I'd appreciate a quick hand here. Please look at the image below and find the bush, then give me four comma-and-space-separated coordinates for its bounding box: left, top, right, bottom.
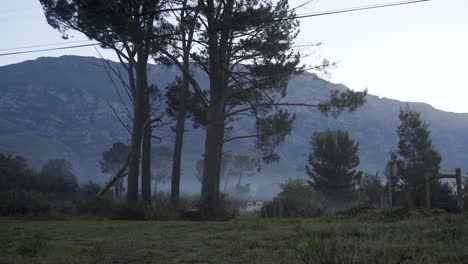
16, 235, 45, 258
261, 179, 325, 218
358, 172, 385, 207
0, 191, 52, 216
76, 197, 118, 218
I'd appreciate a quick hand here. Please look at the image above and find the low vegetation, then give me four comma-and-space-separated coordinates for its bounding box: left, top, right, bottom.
1, 210, 467, 264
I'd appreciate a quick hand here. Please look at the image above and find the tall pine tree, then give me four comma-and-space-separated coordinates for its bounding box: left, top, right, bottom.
395, 105, 442, 207
306, 130, 362, 205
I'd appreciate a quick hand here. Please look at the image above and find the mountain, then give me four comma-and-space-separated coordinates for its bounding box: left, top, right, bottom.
1, 55, 467, 195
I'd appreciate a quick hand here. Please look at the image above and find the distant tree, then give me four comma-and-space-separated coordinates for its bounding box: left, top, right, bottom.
40, 159, 78, 198
395, 106, 442, 207
150, 146, 173, 196
100, 142, 130, 199
78, 181, 101, 200
195, 154, 232, 192
306, 130, 362, 205
0, 153, 37, 192
230, 155, 256, 194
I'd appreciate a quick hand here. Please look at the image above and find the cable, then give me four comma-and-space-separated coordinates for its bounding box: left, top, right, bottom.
0, 43, 100, 56
274, 0, 431, 23
0, 39, 95, 52
0, 0, 430, 57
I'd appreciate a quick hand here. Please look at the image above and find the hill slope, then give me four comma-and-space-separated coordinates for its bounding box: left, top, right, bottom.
1, 56, 467, 194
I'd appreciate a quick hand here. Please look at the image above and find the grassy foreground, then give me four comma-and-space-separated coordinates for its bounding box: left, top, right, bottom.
1, 212, 467, 264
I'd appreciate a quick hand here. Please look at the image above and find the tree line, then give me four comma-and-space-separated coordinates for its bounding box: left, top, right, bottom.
303, 105, 463, 211
39, 0, 366, 218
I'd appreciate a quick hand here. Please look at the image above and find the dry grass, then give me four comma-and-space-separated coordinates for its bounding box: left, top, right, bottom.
0, 211, 467, 264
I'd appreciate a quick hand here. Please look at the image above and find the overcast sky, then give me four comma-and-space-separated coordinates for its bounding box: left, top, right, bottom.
1, 0, 467, 113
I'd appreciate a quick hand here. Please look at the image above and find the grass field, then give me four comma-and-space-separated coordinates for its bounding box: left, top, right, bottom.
1, 211, 467, 264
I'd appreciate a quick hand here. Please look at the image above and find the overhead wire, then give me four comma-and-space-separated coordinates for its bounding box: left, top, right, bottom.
0, 0, 430, 57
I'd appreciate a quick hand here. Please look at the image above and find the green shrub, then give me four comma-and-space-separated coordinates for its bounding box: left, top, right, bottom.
0, 191, 52, 216
261, 179, 325, 218
293, 233, 361, 264
358, 172, 385, 207
76, 197, 117, 218
16, 235, 45, 258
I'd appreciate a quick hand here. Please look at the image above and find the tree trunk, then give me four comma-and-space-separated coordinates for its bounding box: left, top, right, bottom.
141, 81, 152, 203
153, 179, 158, 199
199, 0, 233, 218
200, 62, 226, 217
127, 54, 148, 207
237, 169, 243, 186
170, 57, 189, 204
223, 173, 230, 193
200, 106, 224, 217
127, 89, 143, 206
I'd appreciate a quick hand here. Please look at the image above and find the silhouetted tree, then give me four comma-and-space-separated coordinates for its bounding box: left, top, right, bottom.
0, 154, 37, 192
306, 130, 362, 205
150, 146, 173, 196
154, 0, 202, 204
39, 0, 171, 205
229, 155, 256, 193
40, 159, 78, 198
193, 0, 367, 217
100, 142, 130, 199
395, 106, 442, 207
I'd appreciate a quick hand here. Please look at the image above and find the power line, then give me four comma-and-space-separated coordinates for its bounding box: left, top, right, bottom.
0, 0, 430, 57
0, 43, 100, 56
0, 39, 94, 52
293, 0, 430, 20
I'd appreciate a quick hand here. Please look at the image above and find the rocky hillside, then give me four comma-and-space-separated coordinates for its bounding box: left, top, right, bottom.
1, 56, 467, 192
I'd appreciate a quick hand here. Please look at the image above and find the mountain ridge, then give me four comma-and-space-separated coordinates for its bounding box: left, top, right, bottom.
1, 55, 467, 193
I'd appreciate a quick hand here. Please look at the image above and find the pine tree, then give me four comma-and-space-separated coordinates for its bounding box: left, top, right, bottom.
40, 0, 171, 205
100, 142, 129, 199
195, 0, 367, 217
306, 130, 362, 205
395, 105, 442, 207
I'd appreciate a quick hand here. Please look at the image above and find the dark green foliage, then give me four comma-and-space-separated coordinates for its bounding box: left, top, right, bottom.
430, 182, 458, 211
0, 154, 38, 192
0, 154, 105, 216
76, 197, 146, 220
99, 142, 129, 174
464, 177, 468, 210
78, 181, 101, 200
150, 146, 173, 194
39, 0, 170, 46
306, 130, 362, 205
358, 172, 385, 207
0, 191, 52, 216
16, 235, 45, 258
319, 89, 368, 118
262, 179, 325, 218
40, 159, 78, 199
255, 109, 296, 163
165, 77, 207, 128
395, 106, 443, 208
100, 142, 129, 199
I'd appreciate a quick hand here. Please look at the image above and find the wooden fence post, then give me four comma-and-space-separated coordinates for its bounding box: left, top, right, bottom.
425, 170, 431, 209
455, 168, 463, 210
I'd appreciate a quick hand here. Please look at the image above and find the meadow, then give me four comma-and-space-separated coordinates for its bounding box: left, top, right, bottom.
1, 209, 467, 264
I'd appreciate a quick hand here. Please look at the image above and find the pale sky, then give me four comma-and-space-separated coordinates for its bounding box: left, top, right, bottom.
1, 0, 467, 113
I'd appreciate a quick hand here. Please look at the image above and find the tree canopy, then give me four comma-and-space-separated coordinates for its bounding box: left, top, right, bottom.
395, 106, 442, 207
306, 130, 362, 205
